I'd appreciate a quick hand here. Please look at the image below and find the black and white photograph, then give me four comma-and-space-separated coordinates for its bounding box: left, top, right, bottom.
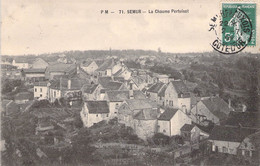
1, 0, 260, 165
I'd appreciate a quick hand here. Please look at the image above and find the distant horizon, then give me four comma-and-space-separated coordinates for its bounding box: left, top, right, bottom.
2, 49, 259, 57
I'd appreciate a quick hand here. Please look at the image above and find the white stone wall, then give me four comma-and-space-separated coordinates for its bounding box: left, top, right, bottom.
81, 62, 98, 74
170, 110, 192, 136
34, 86, 48, 99
81, 103, 109, 127
210, 140, 240, 155
49, 89, 61, 102
178, 97, 191, 113
157, 120, 170, 136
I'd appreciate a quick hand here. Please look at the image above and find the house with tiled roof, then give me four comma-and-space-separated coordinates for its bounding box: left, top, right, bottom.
82, 84, 101, 100
118, 99, 158, 140
81, 60, 99, 74
80, 101, 110, 127
164, 80, 191, 112
208, 125, 257, 155
130, 76, 147, 90
190, 97, 233, 125
104, 90, 146, 118
147, 82, 167, 106
157, 107, 192, 136
152, 73, 169, 84
21, 68, 47, 83
180, 123, 209, 143
49, 77, 84, 103
45, 63, 77, 80
238, 131, 260, 164
95, 58, 115, 77
113, 65, 132, 80
97, 76, 127, 99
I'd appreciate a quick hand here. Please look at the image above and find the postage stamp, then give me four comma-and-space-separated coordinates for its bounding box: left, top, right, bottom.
210, 2, 257, 54
222, 3, 256, 46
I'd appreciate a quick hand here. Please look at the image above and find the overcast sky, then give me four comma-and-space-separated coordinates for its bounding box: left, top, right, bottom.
1, 0, 259, 55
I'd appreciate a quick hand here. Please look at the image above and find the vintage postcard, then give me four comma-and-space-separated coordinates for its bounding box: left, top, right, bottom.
1, 0, 260, 165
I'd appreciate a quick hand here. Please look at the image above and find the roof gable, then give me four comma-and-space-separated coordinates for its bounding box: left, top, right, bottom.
83, 84, 99, 94
208, 125, 257, 142
125, 99, 157, 111
96, 59, 115, 71
170, 80, 189, 94
201, 97, 232, 119
106, 90, 129, 102
86, 101, 109, 114
147, 82, 166, 93
180, 124, 195, 132
158, 108, 178, 121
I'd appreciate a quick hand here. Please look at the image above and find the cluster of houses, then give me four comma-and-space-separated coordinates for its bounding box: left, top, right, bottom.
1, 55, 260, 164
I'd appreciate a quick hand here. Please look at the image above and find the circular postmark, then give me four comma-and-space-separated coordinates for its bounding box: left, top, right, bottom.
209, 7, 252, 54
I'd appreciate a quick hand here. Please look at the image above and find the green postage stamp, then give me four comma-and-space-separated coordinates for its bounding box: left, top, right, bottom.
222, 3, 256, 47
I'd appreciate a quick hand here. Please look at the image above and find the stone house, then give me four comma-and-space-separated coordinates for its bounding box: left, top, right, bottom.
237, 131, 260, 164
208, 125, 256, 155
113, 65, 132, 80
81, 84, 102, 101
146, 82, 167, 106
153, 73, 169, 84
80, 101, 110, 127
49, 77, 84, 103
81, 60, 99, 75
45, 63, 77, 80
118, 99, 158, 140
21, 68, 47, 83
164, 80, 191, 112
95, 59, 115, 77
190, 97, 233, 125
34, 81, 49, 99
180, 123, 209, 143
104, 90, 146, 118
157, 108, 192, 136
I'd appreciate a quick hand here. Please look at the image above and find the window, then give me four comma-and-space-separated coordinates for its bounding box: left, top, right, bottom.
40, 94, 42, 97
115, 103, 119, 109
163, 129, 166, 133
96, 114, 98, 117
54, 91, 56, 97
107, 114, 109, 117
242, 150, 245, 156
40, 88, 42, 92
212, 145, 216, 151
223, 147, 228, 153
35, 88, 37, 92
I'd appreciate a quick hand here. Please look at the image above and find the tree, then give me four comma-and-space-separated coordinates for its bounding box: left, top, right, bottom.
152, 133, 170, 146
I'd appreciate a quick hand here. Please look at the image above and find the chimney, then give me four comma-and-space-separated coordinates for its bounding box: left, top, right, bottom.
228, 98, 231, 108
77, 64, 80, 74
129, 90, 134, 99
68, 79, 71, 89
242, 104, 247, 112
